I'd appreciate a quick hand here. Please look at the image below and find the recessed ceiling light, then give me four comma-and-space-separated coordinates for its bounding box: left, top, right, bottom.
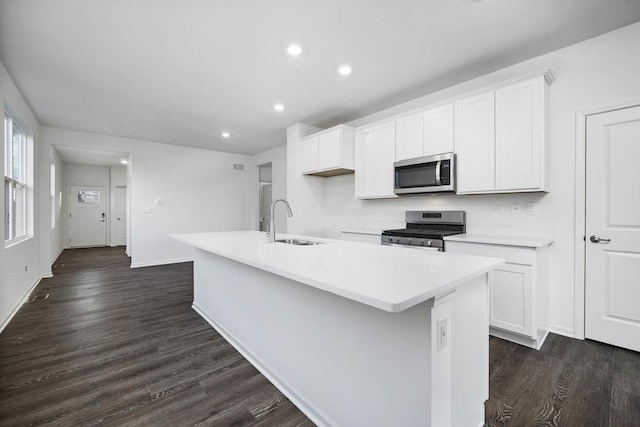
221, 132, 230, 138
338, 65, 352, 76
120, 159, 128, 165
273, 103, 285, 111
287, 44, 303, 56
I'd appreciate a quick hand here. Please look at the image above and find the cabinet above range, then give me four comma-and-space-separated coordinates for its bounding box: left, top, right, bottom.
301, 125, 355, 177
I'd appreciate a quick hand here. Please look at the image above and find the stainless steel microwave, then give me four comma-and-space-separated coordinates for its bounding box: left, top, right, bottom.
394, 152, 456, 195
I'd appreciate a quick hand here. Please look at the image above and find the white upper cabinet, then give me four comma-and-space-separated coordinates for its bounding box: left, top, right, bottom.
423, 103, 455, 156
301, 125, 355, 177
395, 104, 455, 161
456, 71, 552, 194
355, 121, 397, 199
456, 92, 495, 193
301, 136, 319, 173
495, 78, 545, 191
395, 113, 423, 161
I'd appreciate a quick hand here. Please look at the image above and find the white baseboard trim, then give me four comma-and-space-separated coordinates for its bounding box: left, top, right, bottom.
0, 276, 42, 335
549, 324, 576, 339
125, 249, 131, 257
192, 304, 332, 427
130, 257, 193, 269
51, 247, 64, 265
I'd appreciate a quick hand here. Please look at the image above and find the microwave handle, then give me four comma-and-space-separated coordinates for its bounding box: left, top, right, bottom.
435, 160, 442, 185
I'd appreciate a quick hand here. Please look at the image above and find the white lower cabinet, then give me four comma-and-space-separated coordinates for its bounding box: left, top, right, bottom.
446, 239, 550, 350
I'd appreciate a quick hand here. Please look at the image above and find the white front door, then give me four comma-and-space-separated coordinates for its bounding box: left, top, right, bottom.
115, 185, 127, 246
68, 185, 107, 248
585, 105, 640, 352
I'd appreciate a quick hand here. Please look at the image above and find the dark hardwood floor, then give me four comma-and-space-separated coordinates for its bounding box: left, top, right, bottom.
0, 247, 638, 426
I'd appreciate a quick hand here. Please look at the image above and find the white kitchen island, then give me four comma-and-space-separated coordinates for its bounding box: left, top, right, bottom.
170, 231, 503, 427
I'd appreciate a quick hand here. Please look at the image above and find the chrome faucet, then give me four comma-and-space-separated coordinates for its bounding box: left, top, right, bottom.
268, 199, 293, 243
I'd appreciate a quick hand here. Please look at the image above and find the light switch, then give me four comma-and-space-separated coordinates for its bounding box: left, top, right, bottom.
526, 202, 535, 215
142, 207, 152, 214
155, 199, 165, 206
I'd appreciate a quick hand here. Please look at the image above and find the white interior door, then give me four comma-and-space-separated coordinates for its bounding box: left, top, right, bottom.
68, 185, 107, 248
115, 185, 127, 246
585, 105, 640, 352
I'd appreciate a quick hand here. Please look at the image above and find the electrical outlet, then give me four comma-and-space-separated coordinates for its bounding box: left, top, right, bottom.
490, 205, 505, 214
437, 318, 448, 351
511, 203, 521, 215
526, 202, 535, 215
24, 265, 28, 272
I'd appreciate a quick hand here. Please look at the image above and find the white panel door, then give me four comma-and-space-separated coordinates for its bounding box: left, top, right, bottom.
115, 185, 127, 246
301, 136, 319, 173
395, 113, 424, 161
68, 185, 107, 247
355, 128, 374, 198
424, 103, 455, 156
455, 92, 495, 193
495, 79, 542, 190
586, 105, 640, 352
318, 130, 341, 170
373, 121, 397, 197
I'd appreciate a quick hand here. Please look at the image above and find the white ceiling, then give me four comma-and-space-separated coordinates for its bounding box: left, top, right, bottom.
1, 1, 640, 155
54, 145, 128, 167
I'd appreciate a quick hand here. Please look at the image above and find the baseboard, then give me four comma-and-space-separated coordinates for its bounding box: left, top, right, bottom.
549, 324, 576, 339
125, 249, 131, 257
51, 247, 64, 265
130, 257, 193, 268
192, 304, 332, 427
0, 276, 42, 335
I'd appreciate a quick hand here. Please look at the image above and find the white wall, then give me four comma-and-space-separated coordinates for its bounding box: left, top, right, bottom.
286, 123, 326, 237
252, 145, 287, 233
42, 127, 255, 267
0, 60, 49, 332
62, 163, 111, 248
287, 22, 640, 338
50, 147, 64, 262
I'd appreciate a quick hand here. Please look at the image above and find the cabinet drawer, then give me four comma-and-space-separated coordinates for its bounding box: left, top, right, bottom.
445, 241, 535, 265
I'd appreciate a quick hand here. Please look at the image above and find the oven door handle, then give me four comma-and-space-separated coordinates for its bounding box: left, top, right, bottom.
435, 160, 442, 186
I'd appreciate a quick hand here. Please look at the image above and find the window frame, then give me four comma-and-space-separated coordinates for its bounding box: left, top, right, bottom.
4, 111, 29, 244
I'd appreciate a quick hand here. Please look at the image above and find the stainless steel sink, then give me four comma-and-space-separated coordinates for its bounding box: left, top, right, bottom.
275, 238, 324, 246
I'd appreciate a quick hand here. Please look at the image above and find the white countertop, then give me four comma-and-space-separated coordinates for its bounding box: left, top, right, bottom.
340, 229, 383, 236
170, 231, 504, 313
444, 233, 554, 248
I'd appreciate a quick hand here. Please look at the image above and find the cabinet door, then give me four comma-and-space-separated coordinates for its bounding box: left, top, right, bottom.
424, 103, 454, 156
355, 128, 375, 198
318, 129, 342, 170
455, 92, 495, 193
373, 121, 396, 197
490, 264, 534, 338
395, 113, 424, 161
301, 136, 319, 173
495, 79, 542, 190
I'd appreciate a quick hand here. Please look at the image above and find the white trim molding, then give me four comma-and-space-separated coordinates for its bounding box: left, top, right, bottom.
130, 257, 193, 269
0, 277, 42, 334
573, 98, 640, 340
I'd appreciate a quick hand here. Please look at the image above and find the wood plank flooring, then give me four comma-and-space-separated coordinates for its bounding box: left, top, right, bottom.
1, 247, 638, 426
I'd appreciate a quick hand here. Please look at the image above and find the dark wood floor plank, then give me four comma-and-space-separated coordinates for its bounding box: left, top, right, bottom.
1, 247, 639, 426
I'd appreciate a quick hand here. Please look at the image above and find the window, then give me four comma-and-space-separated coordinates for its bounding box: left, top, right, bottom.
4, 111, 28, 242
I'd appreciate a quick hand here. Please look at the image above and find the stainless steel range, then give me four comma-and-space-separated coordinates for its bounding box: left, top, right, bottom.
381, 211, 466, 251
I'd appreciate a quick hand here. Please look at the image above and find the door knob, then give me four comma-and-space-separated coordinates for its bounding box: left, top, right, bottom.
590, 235, 611, 243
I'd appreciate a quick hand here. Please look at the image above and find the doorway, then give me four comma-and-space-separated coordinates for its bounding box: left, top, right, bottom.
584, 105, 640, 352
68, 185, 107, 247
258, 163, 272, 232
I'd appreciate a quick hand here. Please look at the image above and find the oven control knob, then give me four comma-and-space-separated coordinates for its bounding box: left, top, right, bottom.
395, 237, 400, 243
427, 240, 432, 246
407, 238, 412, 244
420, 239, 425, 245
